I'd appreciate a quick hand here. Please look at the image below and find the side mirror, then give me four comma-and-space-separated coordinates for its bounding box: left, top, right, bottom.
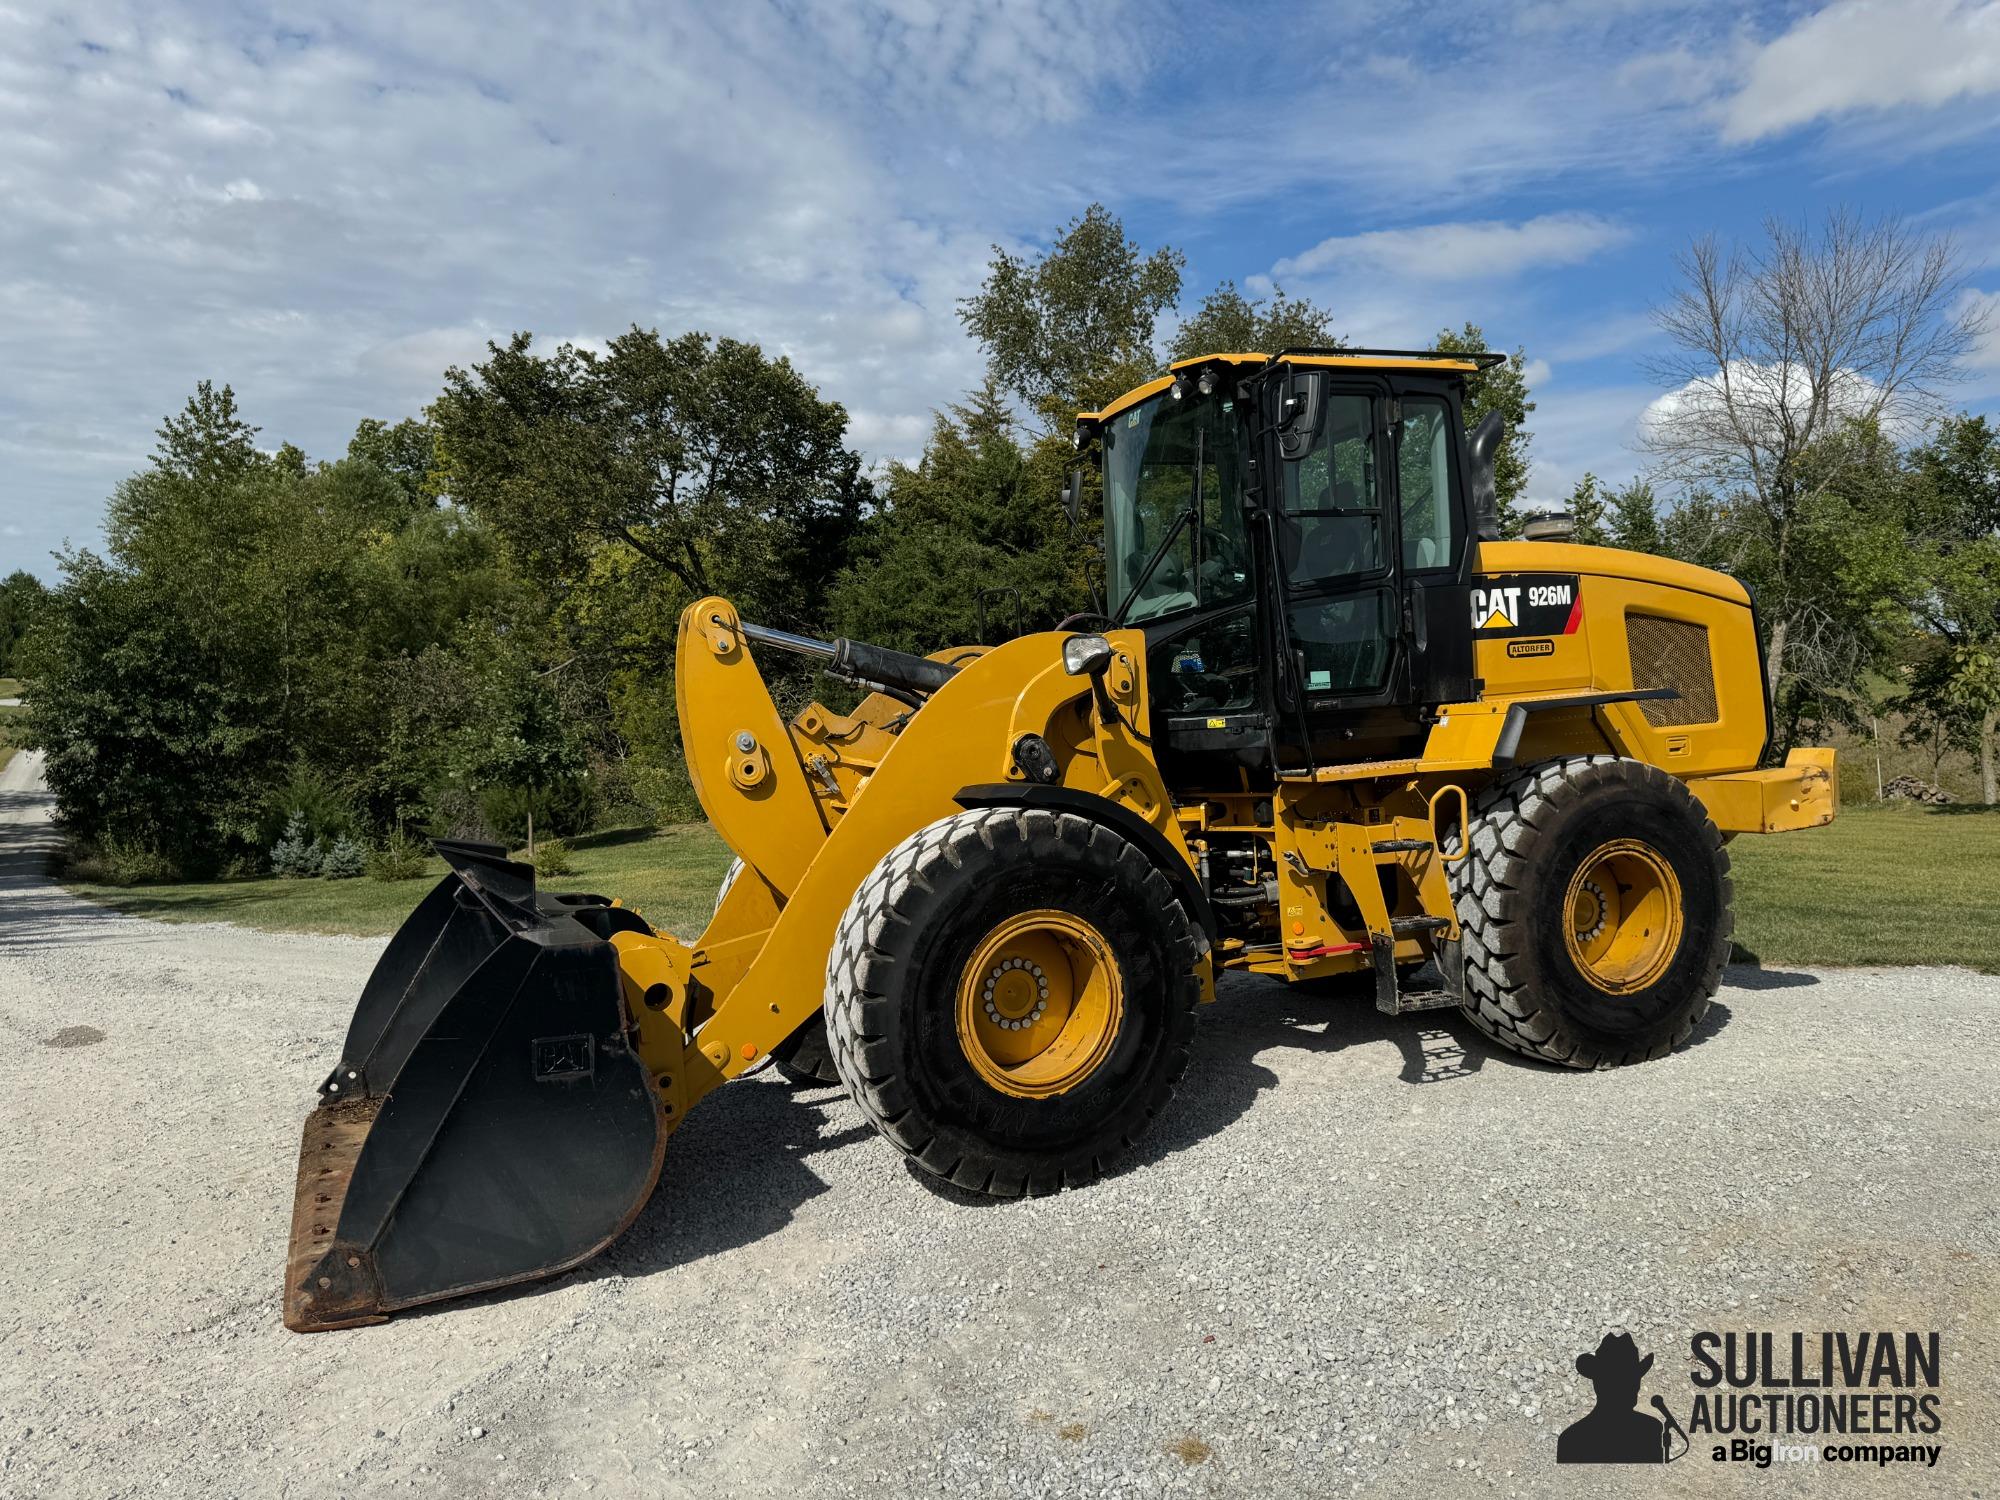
1062, 633, 1114, 677
1277, 370, 1325, 461
1467, 410, 1505, 542
1063, 468, 1084, 526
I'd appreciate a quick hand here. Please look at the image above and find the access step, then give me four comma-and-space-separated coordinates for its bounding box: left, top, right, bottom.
1389, 914, 1452, 937
1381, 988, 1461, 1015
1371, 936, 1466, 1016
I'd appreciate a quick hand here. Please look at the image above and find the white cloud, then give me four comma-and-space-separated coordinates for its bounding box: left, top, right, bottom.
1719, 0, 2000, 143
1639, 360, 1909, 450
1521, 358, 1553, 390
1518, 383, 1660, 506
0, 1, 1134, 574
1272, 214, 1630, 284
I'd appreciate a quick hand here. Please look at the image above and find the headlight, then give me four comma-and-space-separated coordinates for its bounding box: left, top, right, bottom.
1062, 634, 1114, 677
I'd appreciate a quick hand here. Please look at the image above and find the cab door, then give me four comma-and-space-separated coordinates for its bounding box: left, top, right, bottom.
1392, 384, 1477, 708
1258, 371, 1413, 769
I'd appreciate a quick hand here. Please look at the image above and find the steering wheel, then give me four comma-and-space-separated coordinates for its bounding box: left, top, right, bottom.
1199, 523, 1246, 576
1056, 611, 1114, 632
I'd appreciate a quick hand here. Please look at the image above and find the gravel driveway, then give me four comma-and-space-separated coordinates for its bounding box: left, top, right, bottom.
2, 749, 1995, 1499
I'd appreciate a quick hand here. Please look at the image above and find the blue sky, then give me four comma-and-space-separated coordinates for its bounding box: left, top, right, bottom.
4, 0, 2000, 578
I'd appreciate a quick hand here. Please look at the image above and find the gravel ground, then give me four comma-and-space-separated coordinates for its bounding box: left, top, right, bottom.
2, 748, 1995, 1499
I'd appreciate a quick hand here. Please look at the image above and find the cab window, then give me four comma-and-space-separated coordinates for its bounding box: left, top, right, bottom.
1287, 589, 1395, 697
1278, 394, 1382, 585
1398, 397, 1460, 572
1102, 392, 1251, 625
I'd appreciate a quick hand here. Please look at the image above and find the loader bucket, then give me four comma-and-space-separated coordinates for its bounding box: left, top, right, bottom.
283, 841, 667, 1332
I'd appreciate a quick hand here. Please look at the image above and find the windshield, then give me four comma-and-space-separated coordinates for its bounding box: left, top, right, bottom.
1101, 388, 1251, 624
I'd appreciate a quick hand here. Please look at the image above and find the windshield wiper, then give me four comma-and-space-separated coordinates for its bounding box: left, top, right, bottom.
1112, 428, 1204, 625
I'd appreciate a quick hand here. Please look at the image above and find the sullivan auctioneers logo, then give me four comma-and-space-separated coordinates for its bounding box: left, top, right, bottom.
1555, 1327, 1944, 1470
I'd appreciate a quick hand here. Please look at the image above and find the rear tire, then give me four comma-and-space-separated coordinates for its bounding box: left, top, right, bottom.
770, 1015, 841, 1086
825, 807, 1202, 1196
1449, 755, 1730, 1068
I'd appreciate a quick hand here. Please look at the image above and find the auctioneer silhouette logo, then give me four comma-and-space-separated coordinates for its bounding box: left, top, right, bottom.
1556, 1330, 1688, 1464
1552, 1325, 1946, 1471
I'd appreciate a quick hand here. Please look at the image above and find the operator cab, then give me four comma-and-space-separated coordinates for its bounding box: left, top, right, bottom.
1078, 349, 1506, 783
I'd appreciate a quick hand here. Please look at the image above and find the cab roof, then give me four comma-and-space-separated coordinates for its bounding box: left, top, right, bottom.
1078, 348, 1505, 428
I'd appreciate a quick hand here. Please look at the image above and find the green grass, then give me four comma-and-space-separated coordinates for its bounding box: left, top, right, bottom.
0, 678, 21, 698
0, 698, 21, 775
1728, 803, 2000, 972
66, 823, 735, 940
59, 803, 2000, 972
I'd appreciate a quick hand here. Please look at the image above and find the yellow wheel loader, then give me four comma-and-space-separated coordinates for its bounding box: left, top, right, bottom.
283, 349, 1836, 1331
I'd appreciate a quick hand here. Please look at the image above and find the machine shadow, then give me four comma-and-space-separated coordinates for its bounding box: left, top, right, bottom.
454, 967, 1756, 1310
1723, 959, 1821, 990
606, 1075, 873, 1275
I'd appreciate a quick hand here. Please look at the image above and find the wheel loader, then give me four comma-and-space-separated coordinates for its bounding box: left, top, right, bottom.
283, 349, 1836, 1331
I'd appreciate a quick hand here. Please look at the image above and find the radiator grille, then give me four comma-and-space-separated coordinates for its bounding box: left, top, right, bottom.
1626, 614, 1717, 726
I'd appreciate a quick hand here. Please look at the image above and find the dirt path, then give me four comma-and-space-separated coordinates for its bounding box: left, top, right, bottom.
2, 751, 1994, 1498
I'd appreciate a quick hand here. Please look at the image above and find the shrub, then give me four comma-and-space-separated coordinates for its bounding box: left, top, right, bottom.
63, 835, 178, 886
523, 836, 574, 877
422, 783, 491, 842
478, 776, 595, 844
261, 764, 359, 851
588, 754, 659, 829
321, 835, 367, 879
270, 812, 324, 878
366, 829, 430, 881
626, 755, 705, 825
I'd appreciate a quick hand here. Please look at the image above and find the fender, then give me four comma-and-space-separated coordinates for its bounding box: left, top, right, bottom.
954, 782, 1219, 950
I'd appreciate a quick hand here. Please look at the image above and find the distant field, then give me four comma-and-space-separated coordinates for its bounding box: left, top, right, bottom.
0, 678, 22, 698
61, 801, 1997, 973
66, 823, 735, 940
1726, 802, 1999, 972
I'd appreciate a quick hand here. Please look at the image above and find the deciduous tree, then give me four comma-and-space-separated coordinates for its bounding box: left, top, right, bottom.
1168, 282, 1339, 361
1642, 211, 1988, 706
959, 204, 1184, 432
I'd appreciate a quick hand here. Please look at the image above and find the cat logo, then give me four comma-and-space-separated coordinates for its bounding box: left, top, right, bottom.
1472, 585, 1522, 631
1472, 574, 1583, 639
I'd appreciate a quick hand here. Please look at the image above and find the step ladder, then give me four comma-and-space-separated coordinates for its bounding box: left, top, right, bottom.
1325, 806, 1468, 1017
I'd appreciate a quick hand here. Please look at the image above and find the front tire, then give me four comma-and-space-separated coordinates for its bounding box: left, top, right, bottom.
1450, 755, 1731, 1068
825, 807, 1202, 1196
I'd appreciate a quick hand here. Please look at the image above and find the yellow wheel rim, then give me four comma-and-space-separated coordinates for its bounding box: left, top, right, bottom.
1562, 838, 1684, 994
954, 909, 1124, 1098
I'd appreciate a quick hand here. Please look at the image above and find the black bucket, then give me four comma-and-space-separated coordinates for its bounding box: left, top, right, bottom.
283, 841, 666, 1331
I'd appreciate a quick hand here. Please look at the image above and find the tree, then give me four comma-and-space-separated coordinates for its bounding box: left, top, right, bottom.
1432, 324, 1536, 535
1898, 647, 1980, 785
959, 203, 1184, 431
1606, 478, 1664, 554
1904, 414, 2000, 802
1168, 281, 1340, 362
0, 570, 48, 675
433, 328, 863, 631
347, 417, 441, 508
1566, 473, 1608, 545
831, 381, 1083, 651
1641, 211, 1988, 706
25, 389, 532, 870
